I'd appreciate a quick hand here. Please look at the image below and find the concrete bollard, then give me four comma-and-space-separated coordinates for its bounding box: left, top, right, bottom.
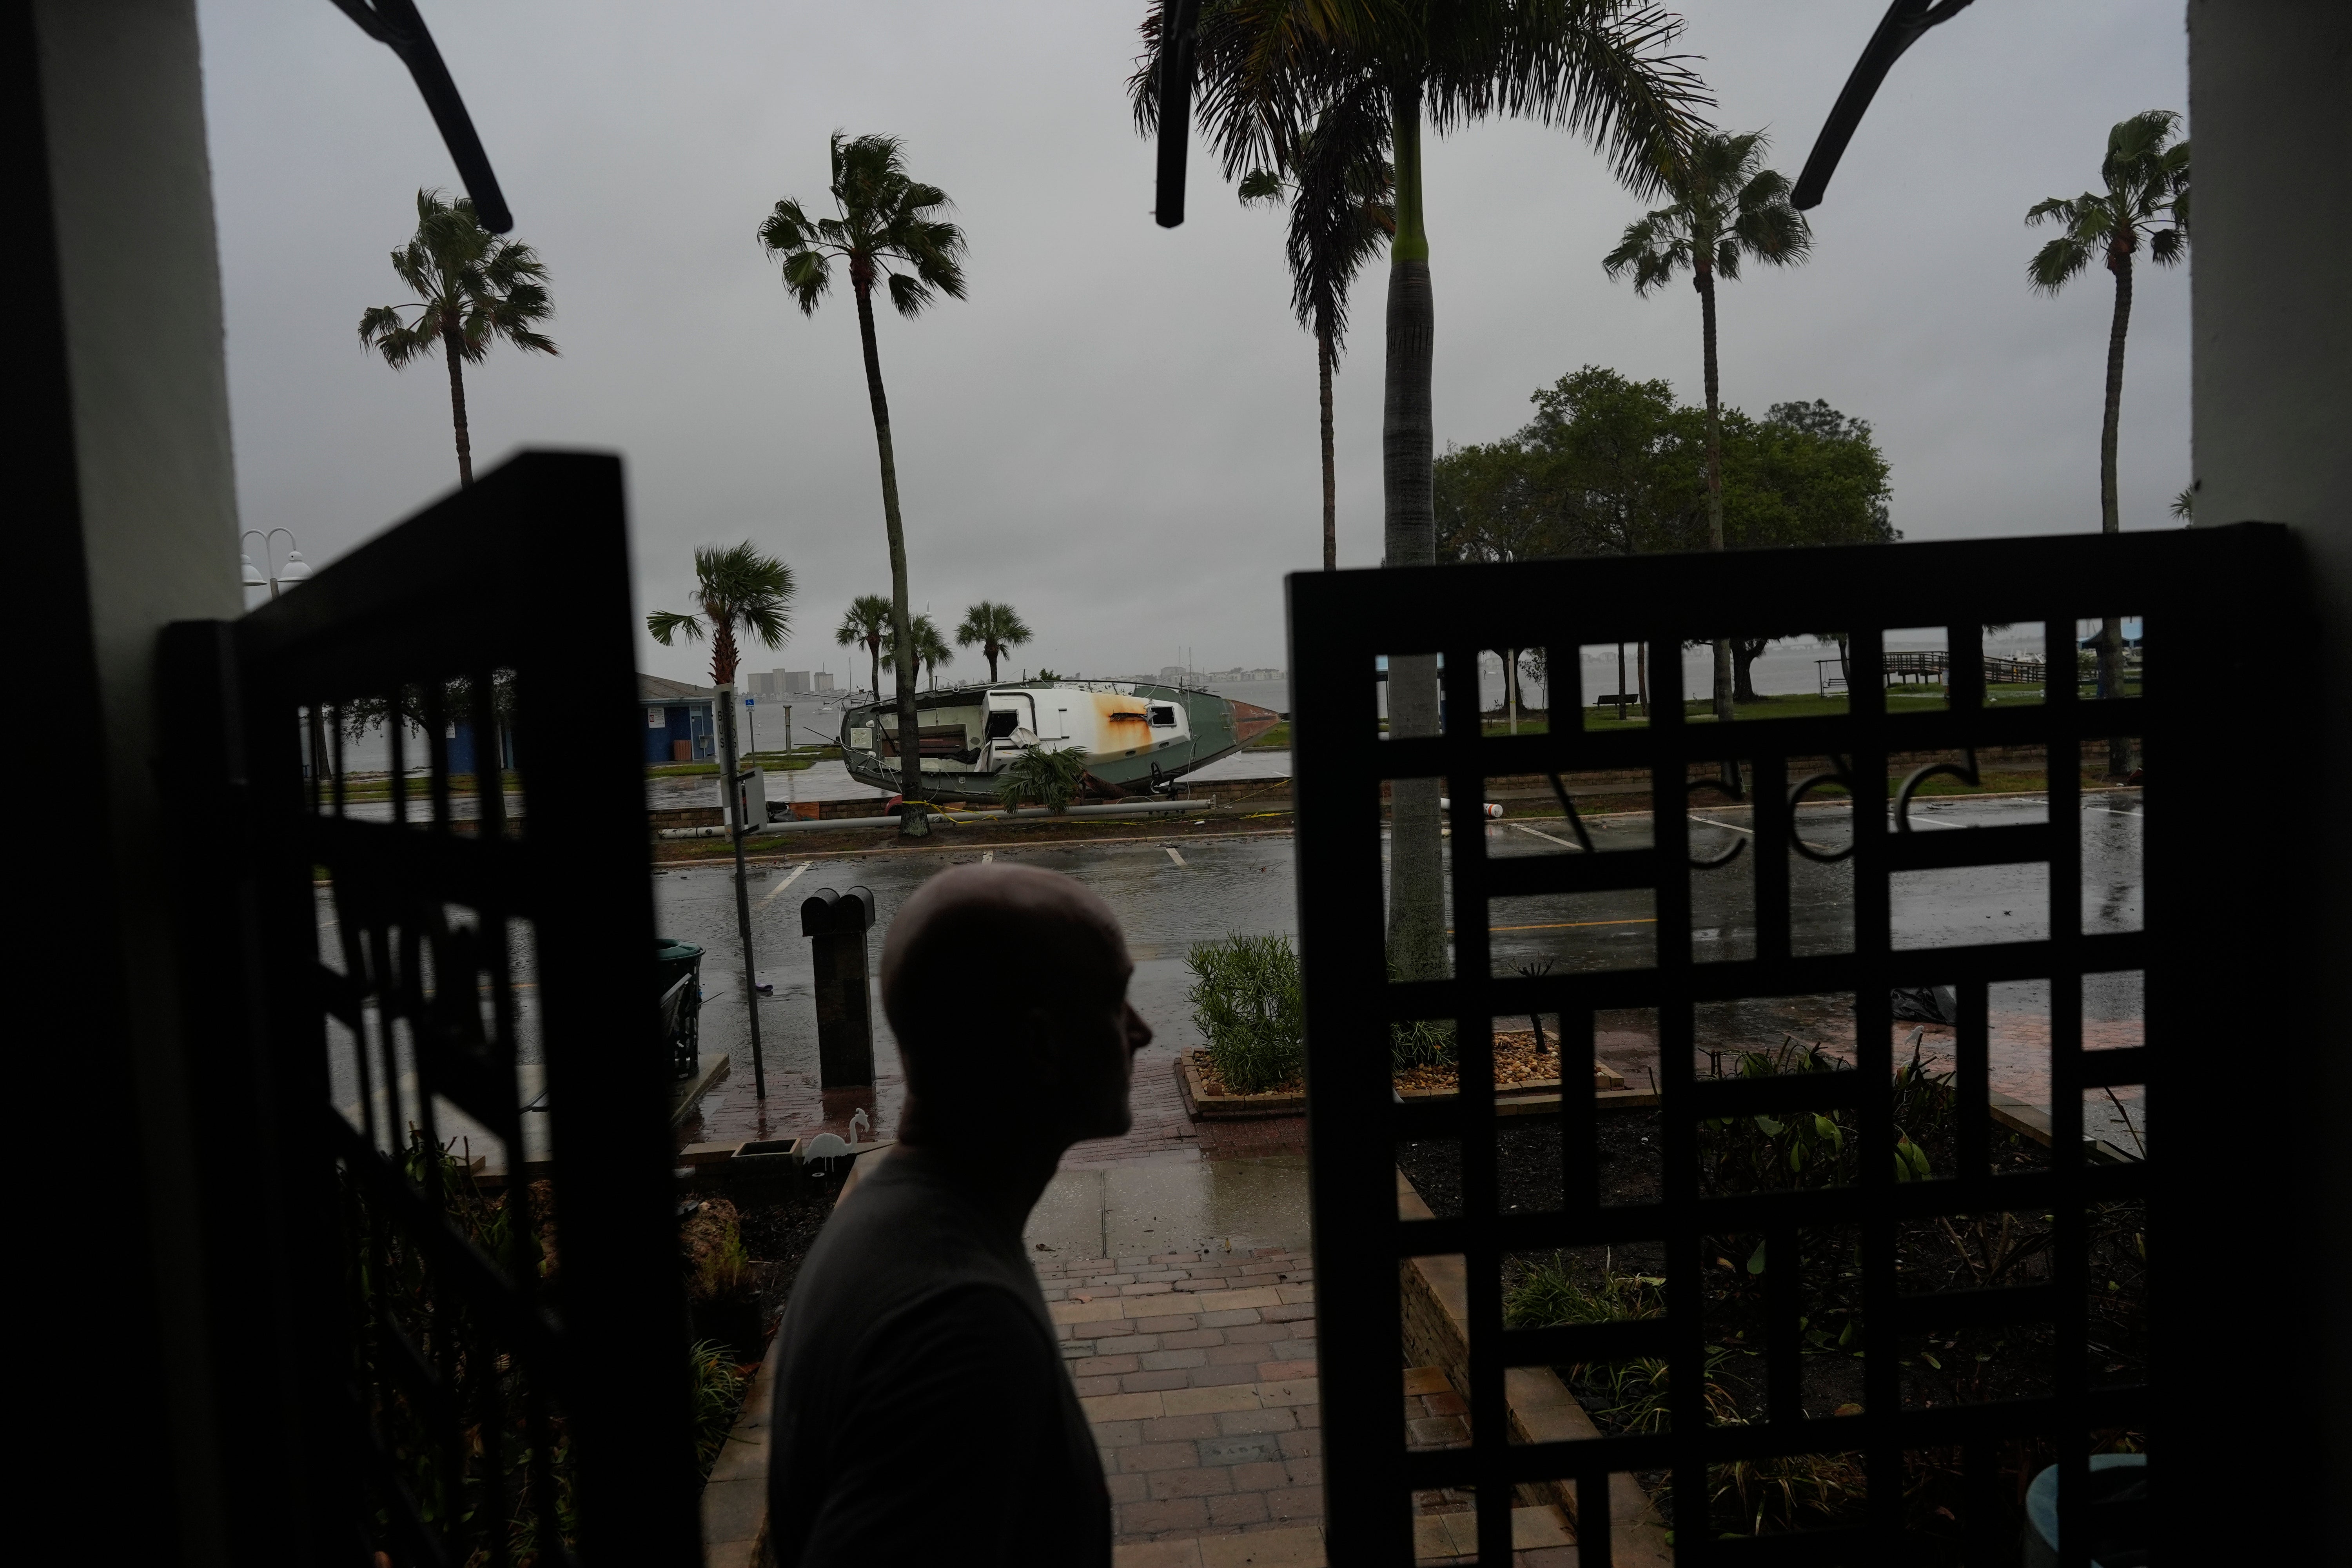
800, 885, 877, 1087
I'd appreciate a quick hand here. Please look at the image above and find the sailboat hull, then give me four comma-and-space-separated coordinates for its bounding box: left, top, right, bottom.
837, 680, 1280, 803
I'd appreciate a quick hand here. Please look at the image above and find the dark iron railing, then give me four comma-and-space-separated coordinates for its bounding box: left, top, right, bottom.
165, 453, 697, 1564
1289, 525, 2293, 1565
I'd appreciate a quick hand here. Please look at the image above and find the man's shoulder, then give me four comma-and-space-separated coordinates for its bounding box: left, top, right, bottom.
782, 1153, 1042, 1355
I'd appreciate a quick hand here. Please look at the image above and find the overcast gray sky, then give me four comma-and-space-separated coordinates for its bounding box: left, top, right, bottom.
198, 2, 2191, 687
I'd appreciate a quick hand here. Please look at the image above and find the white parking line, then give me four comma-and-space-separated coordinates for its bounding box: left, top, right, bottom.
1689, 814, 1754, 836
755, 861, 812, 908
1512, 821, 1584, 851
1165, 846, 1187, 867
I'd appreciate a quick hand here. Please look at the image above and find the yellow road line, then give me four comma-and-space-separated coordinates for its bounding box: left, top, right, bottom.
756, 860, 812, 908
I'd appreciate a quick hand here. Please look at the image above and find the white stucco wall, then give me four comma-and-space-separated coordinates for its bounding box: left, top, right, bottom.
2187, 0, 2352, 1495
36, 3, 241, 1557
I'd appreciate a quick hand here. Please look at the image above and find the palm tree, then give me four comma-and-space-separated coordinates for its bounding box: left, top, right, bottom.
1138, 0, 1708, 979
836, 593, 893, 698
2027, 109, 2188, 776
645, 543, 796, 688
358, 188, 557, 486
644, 543, 794, 1098
1239, 83, 1395, 571
887, 613, 953, 690
1604, 128, 1811, 729
760, 134, 968, 835
955, 601, 1034, 682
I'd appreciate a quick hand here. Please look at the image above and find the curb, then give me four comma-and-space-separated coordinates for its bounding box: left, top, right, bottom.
1175, 1051, 1305, 1120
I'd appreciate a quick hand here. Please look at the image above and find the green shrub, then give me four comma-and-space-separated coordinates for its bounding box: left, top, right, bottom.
1386, 958, 1457, 1072
993, 745, 1087, 811
689, 1339, 751, 1476
1185, 933, 1305, 1093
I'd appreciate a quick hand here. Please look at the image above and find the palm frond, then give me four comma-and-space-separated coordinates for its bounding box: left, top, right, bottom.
885, 270, 931, 319
2025, 234, 2092, 294
646, 609, 704, 646
1441, 0, 1715, 198
1239, 167, 1287, 204
758, 198, 818, 253
780, 250, 832, 315
2024, 194, 2083, 229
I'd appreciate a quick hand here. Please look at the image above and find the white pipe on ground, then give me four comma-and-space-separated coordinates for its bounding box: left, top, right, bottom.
657, 795, 1213, 839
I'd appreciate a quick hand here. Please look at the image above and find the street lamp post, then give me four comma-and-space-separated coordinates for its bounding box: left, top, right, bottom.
243, 530, 321, 779
240, 528, 313, 599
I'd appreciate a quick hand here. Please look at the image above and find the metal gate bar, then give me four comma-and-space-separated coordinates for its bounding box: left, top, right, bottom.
1290, 525, 2291, 1564
166, 452, 698, 1565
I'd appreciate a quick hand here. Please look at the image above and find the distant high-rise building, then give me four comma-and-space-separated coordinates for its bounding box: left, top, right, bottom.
812, 671, 835, 693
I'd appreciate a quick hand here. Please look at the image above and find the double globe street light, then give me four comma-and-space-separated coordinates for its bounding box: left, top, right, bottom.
241, 527, 314, 599
242, 528, 326, 778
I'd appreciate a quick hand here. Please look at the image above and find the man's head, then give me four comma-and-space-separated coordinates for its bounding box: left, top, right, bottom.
882, 864, 1151, 1153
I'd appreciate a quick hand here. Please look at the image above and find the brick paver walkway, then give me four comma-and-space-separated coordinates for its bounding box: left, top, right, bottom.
1039, 1249, 1575, 1566
1042, 1249, 1322, 1554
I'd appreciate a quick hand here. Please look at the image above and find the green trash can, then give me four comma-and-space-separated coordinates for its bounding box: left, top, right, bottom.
655, 939, 704, 1080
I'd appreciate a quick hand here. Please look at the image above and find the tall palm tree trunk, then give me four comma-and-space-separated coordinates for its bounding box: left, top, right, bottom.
866, 635, 883, 700
852, 278, 930, 837
2097, 252, 2133, 774
442, 314, 474, 486
1697, 260, 1734, 747
706, 620, 766, 1093
1383, 81, 1445, 982
1318, 324, 1338, 571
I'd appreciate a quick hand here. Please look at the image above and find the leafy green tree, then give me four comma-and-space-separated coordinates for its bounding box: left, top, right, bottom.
1238, 81, 1395, 570
886, 613, 953, 690
2027, 109, 2187, 774
1719, 403, 1894, 698
1436, 367, 1689, 562
955, 601, 1033, 682
645, 544, 796, 687
1138, 0, 1709, 982
1435, 374, 1894, 703
761, 134, 968, 835
1604, 128, 1810, 725
358, 189, 557, 487
835, 593, 894, 698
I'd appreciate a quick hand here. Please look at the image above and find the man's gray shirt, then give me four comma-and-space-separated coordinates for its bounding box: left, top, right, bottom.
768, 1148, 1111, 1566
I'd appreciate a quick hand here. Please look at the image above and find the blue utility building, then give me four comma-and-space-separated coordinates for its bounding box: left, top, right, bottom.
641, 673, 717, 764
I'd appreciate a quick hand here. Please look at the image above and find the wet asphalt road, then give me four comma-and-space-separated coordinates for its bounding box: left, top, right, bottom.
653, 792, 2143, 1106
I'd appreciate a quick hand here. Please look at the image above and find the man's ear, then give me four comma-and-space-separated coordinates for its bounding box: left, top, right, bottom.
1015, 1005, 1064, 1086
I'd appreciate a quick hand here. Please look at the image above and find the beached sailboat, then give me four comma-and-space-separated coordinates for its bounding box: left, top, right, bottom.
837, 679, 1282, 803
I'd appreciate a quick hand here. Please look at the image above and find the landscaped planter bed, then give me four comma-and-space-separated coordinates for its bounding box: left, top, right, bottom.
1394, 1045, 2147, 1556
1180, 1030, 1641, 1120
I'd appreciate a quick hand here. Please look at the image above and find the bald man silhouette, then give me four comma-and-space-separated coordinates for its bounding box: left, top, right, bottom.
769, 864, 1152, 1567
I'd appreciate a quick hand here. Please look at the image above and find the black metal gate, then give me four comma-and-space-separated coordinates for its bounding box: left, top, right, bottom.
1289, 525, 2295, 1564
165, 453, 698, 1565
